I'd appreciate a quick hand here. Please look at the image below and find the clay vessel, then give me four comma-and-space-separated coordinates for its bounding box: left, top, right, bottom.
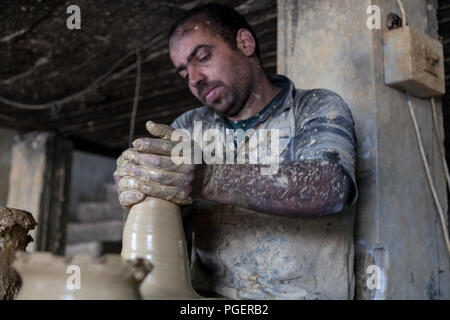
121, 197, 201, 299
13, 252, 151, 300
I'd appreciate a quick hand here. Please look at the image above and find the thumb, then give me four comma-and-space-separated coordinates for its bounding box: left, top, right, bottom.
146, 120, 174, 140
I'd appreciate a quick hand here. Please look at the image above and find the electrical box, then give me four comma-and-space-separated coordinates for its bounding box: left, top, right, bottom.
383, 26, 445, 98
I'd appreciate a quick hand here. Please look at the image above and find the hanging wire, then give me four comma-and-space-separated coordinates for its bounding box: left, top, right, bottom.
431, 97, 450, 193
406, 92, 450, 257
396, 0, 450, 257
396, 0, 407, 27
128, 49, 142, 147
0, 34, 166, 111
0, 51, 136, 110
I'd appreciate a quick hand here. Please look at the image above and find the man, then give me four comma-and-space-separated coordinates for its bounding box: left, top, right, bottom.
114, 3, 357, 299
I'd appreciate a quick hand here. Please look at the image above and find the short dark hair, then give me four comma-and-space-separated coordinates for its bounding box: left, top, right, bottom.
167, 3, 261, 61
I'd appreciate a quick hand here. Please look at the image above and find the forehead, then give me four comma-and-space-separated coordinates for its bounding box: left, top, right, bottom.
169, 19, 223, 59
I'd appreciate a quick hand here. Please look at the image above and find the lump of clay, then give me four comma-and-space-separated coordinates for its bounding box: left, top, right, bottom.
0, 206, 36, 300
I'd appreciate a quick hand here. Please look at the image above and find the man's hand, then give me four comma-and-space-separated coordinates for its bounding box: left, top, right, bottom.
113, 120, 206, 211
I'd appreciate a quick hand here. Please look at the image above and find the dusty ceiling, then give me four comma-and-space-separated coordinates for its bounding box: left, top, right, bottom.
0, 0, 277, 155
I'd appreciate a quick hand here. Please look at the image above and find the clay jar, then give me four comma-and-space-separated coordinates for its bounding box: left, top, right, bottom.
121, 197, 200, 299
13, 252, 151, 300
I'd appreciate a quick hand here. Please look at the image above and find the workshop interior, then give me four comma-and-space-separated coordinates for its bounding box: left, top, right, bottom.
1, 0, 450, 300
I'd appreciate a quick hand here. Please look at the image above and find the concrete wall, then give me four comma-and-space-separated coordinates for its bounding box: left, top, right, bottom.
278, 0, 449, 299
7, 132, 73, 253
0, 128, 15, 207
68, 150, 117, 221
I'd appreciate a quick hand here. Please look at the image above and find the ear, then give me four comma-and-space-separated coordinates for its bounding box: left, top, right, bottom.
236, 28, 256, 57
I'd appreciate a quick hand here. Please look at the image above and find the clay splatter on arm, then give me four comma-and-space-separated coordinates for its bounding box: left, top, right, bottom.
200, 160, 353, 217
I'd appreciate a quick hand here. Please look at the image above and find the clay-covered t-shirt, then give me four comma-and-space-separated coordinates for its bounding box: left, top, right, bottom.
171, 75, 358, 299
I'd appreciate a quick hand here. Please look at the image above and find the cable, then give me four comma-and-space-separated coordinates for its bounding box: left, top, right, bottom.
128, 49, 142, 147
0, 50, 136, 110
406, 92, 450, 257
431, 97, 450, 192
0, 34, 166, 111
396, 0, 449, 257
396, 0, 407, 27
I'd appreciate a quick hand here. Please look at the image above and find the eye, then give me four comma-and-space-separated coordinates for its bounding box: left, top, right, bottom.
199, 54, 210, 63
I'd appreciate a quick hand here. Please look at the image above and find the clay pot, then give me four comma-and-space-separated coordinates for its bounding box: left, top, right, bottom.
121, 197, 201, 299
13, 252, 152, 300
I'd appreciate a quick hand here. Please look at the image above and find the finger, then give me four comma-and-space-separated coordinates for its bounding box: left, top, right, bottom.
118, 176, 140, 193
137, 181, 193, 205
132, 137, 178, 156
117, 174, 194, 196
114, 158, 131, 177
118, 176, 191, 205
116, 150, 128, 167
122, 149, 194, 173
119, 190, 145, 209
116, 164, 194, 187
146, 120, 174, 140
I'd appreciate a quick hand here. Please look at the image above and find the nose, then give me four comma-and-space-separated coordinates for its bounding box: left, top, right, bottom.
187, 65, 206, 89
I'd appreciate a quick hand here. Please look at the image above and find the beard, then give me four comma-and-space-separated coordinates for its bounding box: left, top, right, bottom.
196, 78, 250, 118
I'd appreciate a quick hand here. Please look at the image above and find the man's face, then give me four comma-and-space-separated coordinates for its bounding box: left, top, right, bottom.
169, 19, 251, 117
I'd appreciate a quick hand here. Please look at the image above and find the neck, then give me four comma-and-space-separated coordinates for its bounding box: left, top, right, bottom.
227, 67, 281, 122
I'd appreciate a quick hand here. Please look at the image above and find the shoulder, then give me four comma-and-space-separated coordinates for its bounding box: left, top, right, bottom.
295, 88, 351, 113
170, 106, 213, 130
292, 88, 354, 127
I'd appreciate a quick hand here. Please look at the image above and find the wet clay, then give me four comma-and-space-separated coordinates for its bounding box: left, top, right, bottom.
0, 206, 36, 299
13, 252, 151, 300
121, 197, 201, 299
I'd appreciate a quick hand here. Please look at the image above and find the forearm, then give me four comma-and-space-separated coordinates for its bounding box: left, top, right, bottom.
200, 160, 352, 217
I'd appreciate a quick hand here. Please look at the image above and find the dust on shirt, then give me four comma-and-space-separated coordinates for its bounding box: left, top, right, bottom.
171, 75, 358, 300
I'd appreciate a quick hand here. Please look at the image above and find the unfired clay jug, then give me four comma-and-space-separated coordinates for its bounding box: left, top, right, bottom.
121, 197, 201, 299
13, 252, 151, 300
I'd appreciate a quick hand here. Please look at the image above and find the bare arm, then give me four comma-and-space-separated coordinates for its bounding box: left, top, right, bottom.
200, 160, 353, 217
